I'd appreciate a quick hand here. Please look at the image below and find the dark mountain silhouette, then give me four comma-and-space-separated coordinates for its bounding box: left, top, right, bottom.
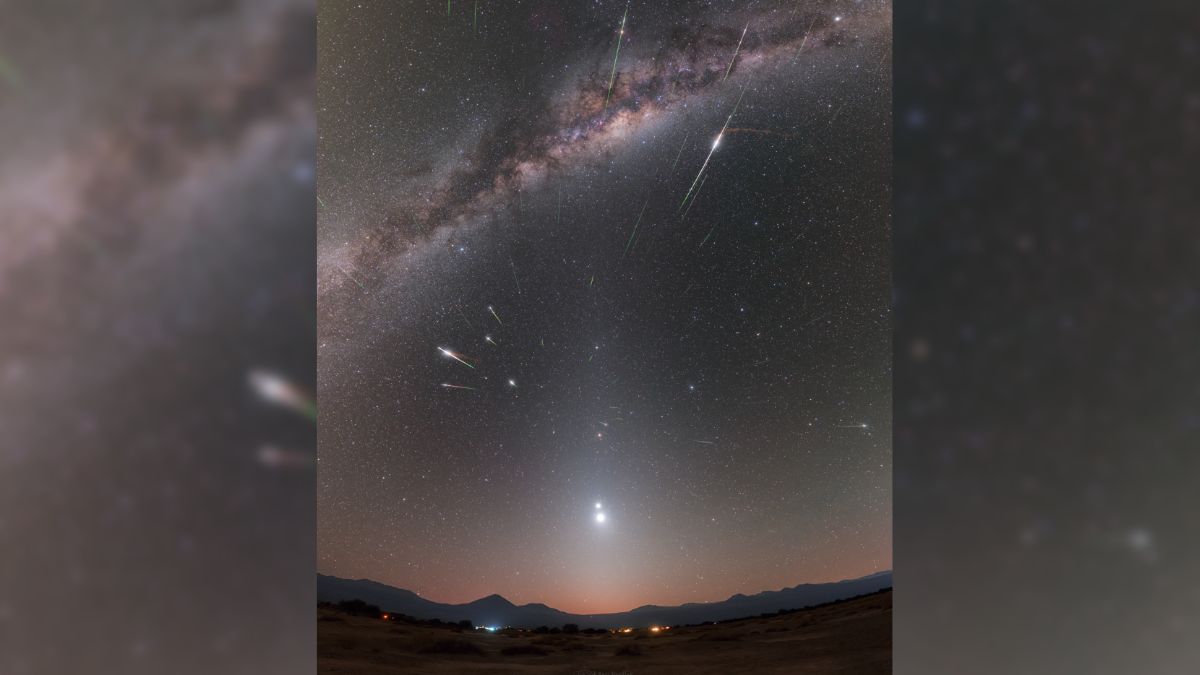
318, 570, 892, 629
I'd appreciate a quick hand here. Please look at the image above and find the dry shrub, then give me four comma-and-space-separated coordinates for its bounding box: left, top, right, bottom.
695, 632, 742, 642
501, 644, 549, 656
412, 636, 484, 655
615, 644, 644, 656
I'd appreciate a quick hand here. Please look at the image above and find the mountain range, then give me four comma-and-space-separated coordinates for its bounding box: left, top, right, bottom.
317, 570, 892, 629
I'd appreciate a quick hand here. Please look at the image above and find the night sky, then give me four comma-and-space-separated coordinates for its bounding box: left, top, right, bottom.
318, 0, 890, 614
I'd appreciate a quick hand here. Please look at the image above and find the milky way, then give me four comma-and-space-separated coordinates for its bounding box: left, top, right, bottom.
319, 0, 891, 614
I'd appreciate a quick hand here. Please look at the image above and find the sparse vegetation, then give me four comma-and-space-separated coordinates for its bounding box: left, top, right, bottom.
696, 632, 742, 641
412, 636, 484, 655
614, 643, 644, 656
501, 644, 549, 656
318, 589, 892, 673
333, 599, 381, 618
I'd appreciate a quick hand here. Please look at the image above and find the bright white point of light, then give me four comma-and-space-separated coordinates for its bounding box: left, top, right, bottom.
861, 423, 868, 428
595, 512, 607, 524
834, 15, 843, 22
508, 379, 516, 387
595, 502, 602, 509
712, 135, 722, 149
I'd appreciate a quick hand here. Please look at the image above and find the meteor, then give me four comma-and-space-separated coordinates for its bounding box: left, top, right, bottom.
485, 335, 498, 346
723, 23, 749, 81
678, 86, 746, 213
603, 3, 630, 112
670, 132, 690, 172
248, 369, 317, 422
336, 265, 367, 293
698, 217, 719, 248
438, 347, 476, 369
791, 17, 817, 64
440, 383, 476, 390
680, 173, 708, 223
510, 258, 522, 295
488, 305, 503, 325
622, 199, 649, 258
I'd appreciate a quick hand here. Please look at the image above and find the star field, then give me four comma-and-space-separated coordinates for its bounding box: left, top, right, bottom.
318, 0, 891, 614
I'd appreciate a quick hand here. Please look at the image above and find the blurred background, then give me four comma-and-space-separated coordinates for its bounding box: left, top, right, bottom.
1, 1, 1196, 673
894, 2, 1199, 673
0, 1, 315, 674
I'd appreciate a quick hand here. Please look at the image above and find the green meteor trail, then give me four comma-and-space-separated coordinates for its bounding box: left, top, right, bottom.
699, 219, 719, 248
603, 3, 629, 112
622, 199, 649, 258
488, 305, 503, 325
510, 258, 522, 295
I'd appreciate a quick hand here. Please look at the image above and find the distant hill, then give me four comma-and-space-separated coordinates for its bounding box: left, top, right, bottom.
317, 571, 892, 629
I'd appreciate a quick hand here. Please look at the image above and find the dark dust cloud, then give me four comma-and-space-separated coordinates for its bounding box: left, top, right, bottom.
319, 0, 890, 614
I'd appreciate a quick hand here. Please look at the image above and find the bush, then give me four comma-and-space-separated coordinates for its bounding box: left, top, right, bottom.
413, 637, 484, 655
501, 644, 549, 656
457, 619, 474, 630
335, 599, 382, 617
615, 644, 644, 656
562, 623, 579, 634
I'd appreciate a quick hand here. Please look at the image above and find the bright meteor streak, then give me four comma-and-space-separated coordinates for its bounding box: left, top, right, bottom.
679, 86, 747, 213
248, 369, 317, 422
723, 24, 749, 81
438, 347, 476, 369
603, 3, 630, 112
440, 383, 476, 390
488, 305, 503, 325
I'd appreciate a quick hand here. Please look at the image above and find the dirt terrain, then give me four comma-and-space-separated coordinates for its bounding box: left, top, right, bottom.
318, 589, 891, 674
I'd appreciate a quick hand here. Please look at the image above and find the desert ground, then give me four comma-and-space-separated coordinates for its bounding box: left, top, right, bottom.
318, 589, 891, 674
